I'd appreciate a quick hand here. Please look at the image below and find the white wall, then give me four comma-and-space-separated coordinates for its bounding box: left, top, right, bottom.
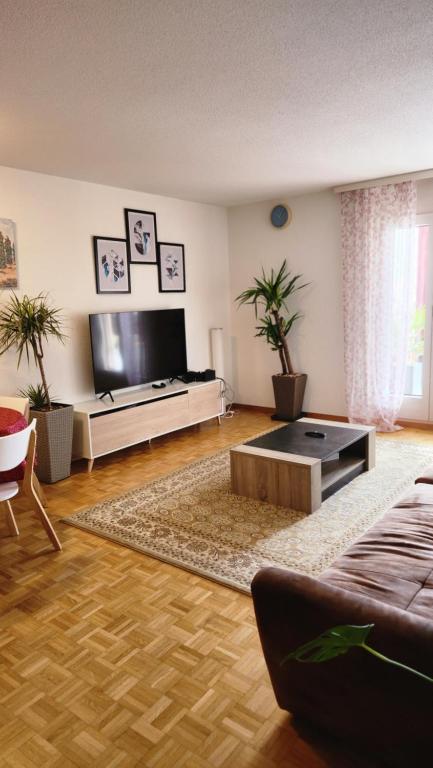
0, 166, 231, 402
228, 180, 433, 416
4, 167, 432, 414
417, 179, 433, 213
228, 190, 345, 414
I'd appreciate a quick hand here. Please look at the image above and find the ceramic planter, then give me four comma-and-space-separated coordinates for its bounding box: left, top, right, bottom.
30, 404, 74, 483
272, 373, 307, 421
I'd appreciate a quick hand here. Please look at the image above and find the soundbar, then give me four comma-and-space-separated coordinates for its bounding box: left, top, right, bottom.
175, 369, 216, 384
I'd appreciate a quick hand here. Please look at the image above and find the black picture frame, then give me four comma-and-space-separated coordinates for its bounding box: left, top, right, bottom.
93, 236, 131, 294
157, 242, 186, 293
124, 208, 158, 264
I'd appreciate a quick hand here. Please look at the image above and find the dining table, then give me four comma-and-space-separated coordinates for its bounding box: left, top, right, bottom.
0, 406, 28, 482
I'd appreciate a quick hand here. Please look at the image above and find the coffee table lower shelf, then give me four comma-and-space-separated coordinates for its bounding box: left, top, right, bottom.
321, 456, 365, 500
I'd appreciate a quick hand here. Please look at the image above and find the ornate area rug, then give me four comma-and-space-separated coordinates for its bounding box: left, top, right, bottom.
64, 440, 433, 593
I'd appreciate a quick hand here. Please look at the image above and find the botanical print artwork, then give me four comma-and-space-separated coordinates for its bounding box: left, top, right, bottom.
165, 252, 179, 279
158, 242, 185, 292
103, 249, 125, 281
0, 219, 18, 288
93, 237, 131, 294
124, 209, 158, 264
134, 220, 150, 257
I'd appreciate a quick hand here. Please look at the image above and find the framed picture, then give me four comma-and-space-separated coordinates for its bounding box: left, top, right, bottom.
158, 242, 186, 293
124, 208, 158, 264
93, 236, 131, 294
0, 218, 18, 288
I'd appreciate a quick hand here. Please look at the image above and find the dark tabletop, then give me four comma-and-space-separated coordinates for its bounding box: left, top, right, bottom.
245, 420, 368, 461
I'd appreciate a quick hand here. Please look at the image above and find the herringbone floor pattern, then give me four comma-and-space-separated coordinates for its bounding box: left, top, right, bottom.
1, 409, 425, 768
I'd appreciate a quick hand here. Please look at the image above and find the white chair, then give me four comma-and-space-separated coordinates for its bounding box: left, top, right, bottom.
0, 421, 61, 551
0, 395, 47, 506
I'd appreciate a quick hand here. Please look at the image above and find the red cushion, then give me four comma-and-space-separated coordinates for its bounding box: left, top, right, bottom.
0, 408, 28, 483
0, 464, 25, 482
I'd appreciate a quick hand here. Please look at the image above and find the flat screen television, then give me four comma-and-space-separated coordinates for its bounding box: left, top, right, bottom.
89, 308, 187, 394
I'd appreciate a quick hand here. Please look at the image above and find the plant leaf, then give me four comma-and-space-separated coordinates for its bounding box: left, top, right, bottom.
0, 292, 66, 366
19, 383, 52, 409
281, 624, 374, 665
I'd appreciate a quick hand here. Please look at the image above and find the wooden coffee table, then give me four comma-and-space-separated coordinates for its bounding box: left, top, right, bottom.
230, 418, 375, 514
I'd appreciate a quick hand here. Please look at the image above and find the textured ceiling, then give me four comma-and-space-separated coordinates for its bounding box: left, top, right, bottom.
1, 0, 433, 205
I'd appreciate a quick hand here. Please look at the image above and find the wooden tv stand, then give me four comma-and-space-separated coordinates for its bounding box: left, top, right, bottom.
73, 379, 223, 472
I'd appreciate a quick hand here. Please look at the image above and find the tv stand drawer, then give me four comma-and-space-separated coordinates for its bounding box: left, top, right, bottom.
90, 393, 189, 455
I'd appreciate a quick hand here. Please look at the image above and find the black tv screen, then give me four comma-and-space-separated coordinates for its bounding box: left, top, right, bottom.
89, 309, 187, 394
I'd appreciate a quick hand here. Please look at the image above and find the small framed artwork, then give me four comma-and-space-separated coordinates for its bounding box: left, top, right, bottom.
124, 208, 158, 264
158, 242, 186, 293
93, 236, 131, 294
0, 218, 18, 288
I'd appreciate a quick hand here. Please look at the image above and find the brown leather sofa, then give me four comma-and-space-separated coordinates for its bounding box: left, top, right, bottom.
251, 477, 433, 767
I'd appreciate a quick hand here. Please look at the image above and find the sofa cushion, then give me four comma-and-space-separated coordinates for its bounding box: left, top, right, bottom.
321, 483, 433, 620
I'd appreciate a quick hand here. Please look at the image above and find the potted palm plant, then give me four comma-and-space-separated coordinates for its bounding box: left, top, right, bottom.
236, 261, 308, 420
0, 293, 73, 483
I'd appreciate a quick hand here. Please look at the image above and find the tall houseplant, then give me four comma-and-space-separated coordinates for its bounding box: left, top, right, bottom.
0, 293, 74, 483
236, 261, 308, 420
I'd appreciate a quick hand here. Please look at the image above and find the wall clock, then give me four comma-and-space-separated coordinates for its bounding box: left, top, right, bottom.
270, 203, 292, 229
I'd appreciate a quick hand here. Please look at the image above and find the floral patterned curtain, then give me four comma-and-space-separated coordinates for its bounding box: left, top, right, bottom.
341, 181, 417, 432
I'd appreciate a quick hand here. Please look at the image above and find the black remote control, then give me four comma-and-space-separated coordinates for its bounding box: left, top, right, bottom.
305, 430, 326, 439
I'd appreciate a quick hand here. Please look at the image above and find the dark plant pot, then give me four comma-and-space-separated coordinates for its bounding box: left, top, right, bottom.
29, 404, 74, 483
272, 373, 307, 421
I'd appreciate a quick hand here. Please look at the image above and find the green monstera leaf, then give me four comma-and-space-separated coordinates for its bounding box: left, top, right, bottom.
282, 624, 374, 665
283, 623, 433, 684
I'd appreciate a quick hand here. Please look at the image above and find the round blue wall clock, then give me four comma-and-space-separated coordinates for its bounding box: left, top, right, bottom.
270, 204, 291, 229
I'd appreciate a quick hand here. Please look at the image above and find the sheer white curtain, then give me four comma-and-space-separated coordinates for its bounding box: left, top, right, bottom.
341, 181, 417, 432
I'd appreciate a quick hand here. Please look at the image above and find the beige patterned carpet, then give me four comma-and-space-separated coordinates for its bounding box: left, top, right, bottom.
64, 440, 433, 593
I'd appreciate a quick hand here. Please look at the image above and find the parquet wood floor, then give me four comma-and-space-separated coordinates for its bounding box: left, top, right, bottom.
1, 409, 429, 768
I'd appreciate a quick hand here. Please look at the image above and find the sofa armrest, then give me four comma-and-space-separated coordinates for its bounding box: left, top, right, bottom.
415, 466, 433, 484
251, 567, 433, 766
